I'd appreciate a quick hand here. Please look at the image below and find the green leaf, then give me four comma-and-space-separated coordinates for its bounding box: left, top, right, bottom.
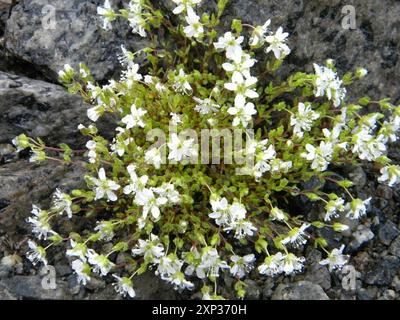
336, 180, 354, 188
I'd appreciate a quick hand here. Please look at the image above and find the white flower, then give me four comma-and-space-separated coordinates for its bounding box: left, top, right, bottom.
345, 198, 371, 220
168, 133, 197, 162
222, 53, 257, 77
97, 0, 115, 30
227, 101, 257, 128
131, 234, 165, 261
214, 32, 244, 60
253, 144, 277, 179
27, 205, 54, 240
319, 245, 349, 272
281, 223, 310, 247
224, 219, 257, 239
155, 82, 167, 92
282, 253, 305, 275
249, 20, 271, 46
193, 97, 220, 115
352, 129, 387, 161
322, 125, 347, 149
58, 64, 74, 79
144, 75, 154, 84
172, 0, 201, 15
183, 7, 204, 38
324, 198, 345, 221
224, 72, 259, 108
209, 197, 230, 226
145, 147, 164, 169
52, 189, 73, 218
87, 249, 115, 276
86, 140, 97, 164
94, 221, 115, 241
313, 63, 346, 107
301, 141, 333, 172
87, 106, 103, 122
156, 255, 183, 279
173, 69, 192, 94
26, 240, 47, 266
134, 188, 167, 221
378, 165, 400, 187
380, 120, 399, 143
121, 104, 147, 129
195, 248, 229, 279
230, 254, 255, 278
66, 240, 88, 262
265, 27, 291, 59
290, 102, 320, 138
119, 45, 135, 68
123, 164, 148, 196
164, 272, 194, 290
110, 137, 134, 157
170, 113, 183, 126
113, 275, 136, 298
258, 252, 284, 276
127, 1, 146, 37
92, 168, 121, 202
71, 260, 91, 285
270, 207, 287, 221
123, 63, 143, 88
228, 201, 247, 220
153, 183, 181, 204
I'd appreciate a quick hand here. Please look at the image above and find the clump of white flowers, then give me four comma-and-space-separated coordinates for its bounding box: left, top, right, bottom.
14, 0, 400, 300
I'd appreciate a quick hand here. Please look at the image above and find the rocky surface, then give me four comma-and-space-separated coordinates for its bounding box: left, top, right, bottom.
3, 0, 149, 83
272, 281, 329, 300
222, 0, 400, 104
0, 0, 400, 300
0, 71, 89, 147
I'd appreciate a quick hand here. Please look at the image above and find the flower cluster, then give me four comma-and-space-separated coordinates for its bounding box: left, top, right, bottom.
14, 0, 400, 300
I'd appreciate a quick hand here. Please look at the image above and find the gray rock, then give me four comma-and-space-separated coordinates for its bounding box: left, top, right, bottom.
0, 282, 17, 300
133, 272, 179, 300
389, 235, 400, 257
356, 287, 377, 300
349, 225, 374, 251
244, 279, 261, 300
272, 281, 329, 300
0, 71, 89, 147
0, 160, 86, 247
261, 278, 275, 299
378, 289, 396, 300
304, 264, 331, 290
347, 167, 367, 189
391, 276, 400, 292
364, 256, 400, 286
4, 0, 149, 82
0, 264, 11, 278
86, 277, 106, 291
67, 275, 81, 296
223, 0, 400, 104
376, 185, 393, 200
86, 285, 122, 300
54, 264, 72, 277
378, 221, 399, 246
2, 275, 72, 299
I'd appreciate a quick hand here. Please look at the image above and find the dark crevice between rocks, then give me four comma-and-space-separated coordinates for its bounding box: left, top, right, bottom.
0, 51, 57, 83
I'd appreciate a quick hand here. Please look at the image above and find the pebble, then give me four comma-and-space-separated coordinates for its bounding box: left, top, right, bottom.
272, 281, 329, 300
378, 220, 399, 246
349, 225, 374, 251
